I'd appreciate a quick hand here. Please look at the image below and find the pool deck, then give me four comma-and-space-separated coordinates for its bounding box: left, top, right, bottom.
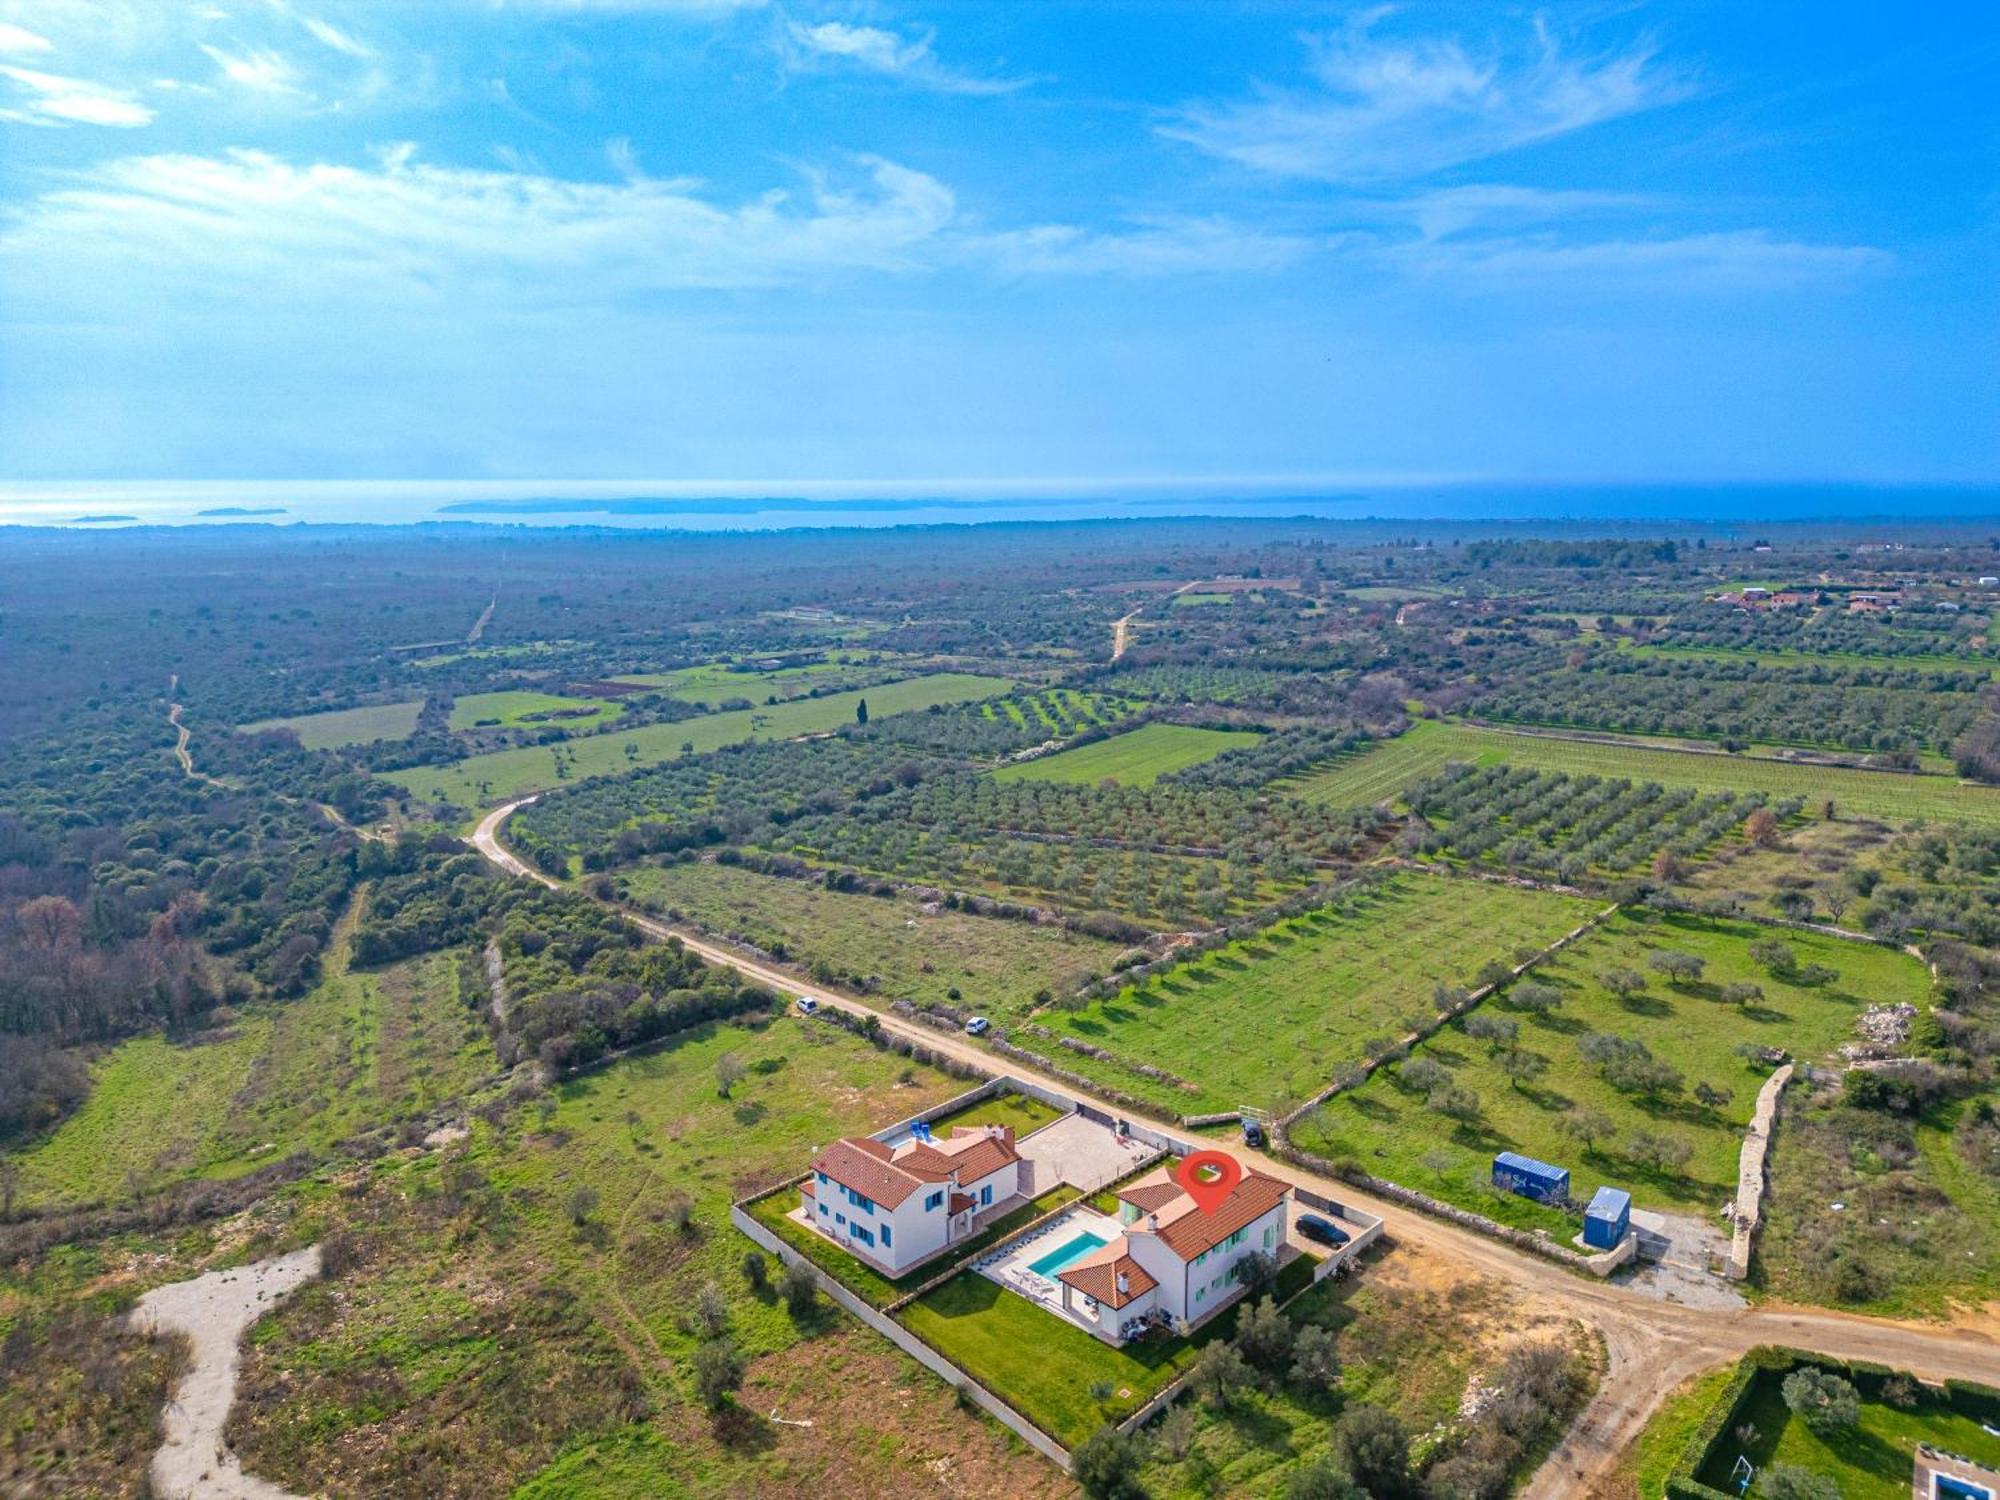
1916, 1447, 2000, 1500
976, 1205, 1130, 1333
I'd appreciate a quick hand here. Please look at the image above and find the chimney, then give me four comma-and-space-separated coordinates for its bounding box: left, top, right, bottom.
1147, 1213, 1158, 1231
1116, 1272, 1130, 1296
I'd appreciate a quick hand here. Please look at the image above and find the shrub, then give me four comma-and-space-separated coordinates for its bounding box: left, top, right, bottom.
1072, 1424, 1147, 1500
1781, 1368, 1861, 1433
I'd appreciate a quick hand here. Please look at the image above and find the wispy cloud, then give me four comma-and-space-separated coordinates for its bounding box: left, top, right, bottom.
200, 42, 304, 94
0, 64, 154, 127
1393, 228, 1889, 292
297, 15, 372, 59
975, 216, 1310, 276
0, 23, 54, 55
779, 18, 1027, 96
1163, 11, 1688, 183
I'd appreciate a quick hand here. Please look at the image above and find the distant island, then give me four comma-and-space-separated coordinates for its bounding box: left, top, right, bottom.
70, 514, 139, 523
434, 494, 1325, 517
197, 506, 288, 517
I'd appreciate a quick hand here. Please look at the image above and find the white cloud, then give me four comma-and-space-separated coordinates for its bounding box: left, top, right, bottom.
0, 64, 153, 126
1393, 184, 1648, 241
1163, 12, 1687, 183
781, 19, 1026, 96
1393, 228, 1888, 291
298, 16, 371, 58
0, 22, 54, 55
200, 42, 302, 94
975, 216, 1310, 276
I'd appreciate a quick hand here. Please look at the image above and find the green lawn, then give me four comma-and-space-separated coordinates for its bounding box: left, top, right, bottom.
927, 1089, 1064, 1137
1291, 909, 1928, 1232
1698, 1364, 2000, 1500
447, 689, 623, 731
1037, 874, 1601, 1114
1172, 592, 1235, 607
1627, 1363, 1739, 1500
384, 672, 1014, 809
240, 700, 424, 748
1289, 719, 2000, 828
620, 860, 1124, 1021
993, 723, 1261, 787
898, 1254, 1315, 1446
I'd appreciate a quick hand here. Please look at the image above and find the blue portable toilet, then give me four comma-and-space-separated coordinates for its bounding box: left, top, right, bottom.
1583, 1186, 1632, 1249
1492, 1151, 1570, 1204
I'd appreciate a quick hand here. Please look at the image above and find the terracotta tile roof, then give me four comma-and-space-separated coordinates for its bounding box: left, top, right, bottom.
810, 1138, 925, 1209
1115, 1181, 1182, 1214
1135, 1171, 1290, 1262
949, 1192, 975, 1214
799, 1179, 815, 1197
1058, 1247, 1158, 1309
811, 1126, 1020, 1210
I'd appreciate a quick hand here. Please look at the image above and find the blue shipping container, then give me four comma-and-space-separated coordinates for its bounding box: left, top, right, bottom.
1583, 1186, 1632, 1250
1492, 1151, 1570, 1203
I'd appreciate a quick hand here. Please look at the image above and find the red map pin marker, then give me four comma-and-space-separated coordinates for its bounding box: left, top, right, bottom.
1175, 1150, 1243, 1216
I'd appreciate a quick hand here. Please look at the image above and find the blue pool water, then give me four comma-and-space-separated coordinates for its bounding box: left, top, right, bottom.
1027, 1230, 1110, 1279
1938, 1478, 1993, 1500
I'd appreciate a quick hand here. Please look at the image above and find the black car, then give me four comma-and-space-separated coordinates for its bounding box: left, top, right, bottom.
1241, 1119, 1267, 1148
1296, 1212, 1350, 1247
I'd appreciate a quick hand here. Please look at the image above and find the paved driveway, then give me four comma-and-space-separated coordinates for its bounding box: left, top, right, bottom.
1017, 1112, 1157, 1195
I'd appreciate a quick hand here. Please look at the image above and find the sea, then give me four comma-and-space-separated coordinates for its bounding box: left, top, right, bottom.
0, 480, 1996, 532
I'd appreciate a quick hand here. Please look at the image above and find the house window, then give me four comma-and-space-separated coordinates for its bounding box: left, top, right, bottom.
925, 1191, 944, 1211
835, 1213, 846, 1226
881, 1225, 892, 1248
1195, 1287, 1205, 1303
980, 1184, 993, 1206
848, 1189, 874, 1215
1263, 1226, 1275, 1247
851, 1224, 874, 1247
816, 1171, 829, 1186
817, 1203, 828, 1217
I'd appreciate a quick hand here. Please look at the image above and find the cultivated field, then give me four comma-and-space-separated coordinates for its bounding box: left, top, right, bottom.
8, 930, 493, 1211
620, 859, 1125, 1020
1291, 910, 1927, 1230
384, 672, 1014, 809
1625, 639, 2000, 676
616, 658, 877, 704
1037, 874, 1601, 1114
992, 722, 1260, 787
1291, 719, 2000, 827
239, 699, 424, 748
446, 688, 623, 731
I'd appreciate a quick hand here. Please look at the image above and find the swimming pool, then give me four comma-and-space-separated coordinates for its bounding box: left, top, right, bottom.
1027, 1230, 1110, 1280
1937, 1478, 1993, 1500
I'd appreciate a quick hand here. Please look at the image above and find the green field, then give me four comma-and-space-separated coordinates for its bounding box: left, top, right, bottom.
447, 689, 624, 732
240, 700, 424, 749
992, 723, 1261, 787
1291, 909, 1928, 1231
615, 658, 875, 705
1172, 592, 1235, 607
620, 860, 1123, 1020
7, 920, 494, 1211
1038, 874, 1601, 1114
385, 672, 1014, 809
1696, 1359, 2000, 1500
1290, 719, 2000, 827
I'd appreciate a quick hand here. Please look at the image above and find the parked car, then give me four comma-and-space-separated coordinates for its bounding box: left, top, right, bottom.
1241, 1119, 1267, 1148
795, 997, 818, 1015
1296, 1212, 1350, 1248
964, 1016, 990, 1036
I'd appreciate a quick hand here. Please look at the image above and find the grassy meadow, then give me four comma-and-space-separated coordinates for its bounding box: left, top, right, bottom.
240, 699, 424, 748
992, 722, 1261, 786
447, 689, 624, 731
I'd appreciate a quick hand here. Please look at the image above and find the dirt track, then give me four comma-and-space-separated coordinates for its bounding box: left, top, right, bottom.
130, 1245, 322, 1500
471, 798, 2000, 1495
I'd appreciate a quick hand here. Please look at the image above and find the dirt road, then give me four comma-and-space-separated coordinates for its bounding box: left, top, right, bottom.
129, 1245, 322, 1500
470, 799, 2000, 1494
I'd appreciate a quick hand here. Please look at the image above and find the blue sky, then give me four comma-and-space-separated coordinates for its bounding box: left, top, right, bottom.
0, 1, 1993, 488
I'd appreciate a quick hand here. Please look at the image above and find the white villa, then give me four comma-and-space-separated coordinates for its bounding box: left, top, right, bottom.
801, 1123, 1024, 1276
1045, 1166, 1292, 1343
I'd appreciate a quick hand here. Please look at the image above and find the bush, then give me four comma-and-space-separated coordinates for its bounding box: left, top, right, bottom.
1071, 1424, 1147, 1500
692, 1336, 743, 1409
1336, 1404, 1411, 1498
780, 1258, 819, 1316
1759, 1464, 1840, 1500
1781, 1368, 1860, 1433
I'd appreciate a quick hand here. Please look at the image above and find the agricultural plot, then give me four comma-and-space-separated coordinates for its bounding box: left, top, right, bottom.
1290, 909, 1926, 1232
383, 672, 1014, 810
1292, 719, 2000, 828
1109, 663, 1298, 704
1408, 762, 1785, 878
1035, 875, 1601, 1114
619, 859, 1125, 1019
447, 689, 623, 731
1626, 640, 2000, 677
977, 687, 1140, 737
993, 723, 1261, 787
615, 658, 876, 705
240, 699, 424, 749
7, 943, 493, 1212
